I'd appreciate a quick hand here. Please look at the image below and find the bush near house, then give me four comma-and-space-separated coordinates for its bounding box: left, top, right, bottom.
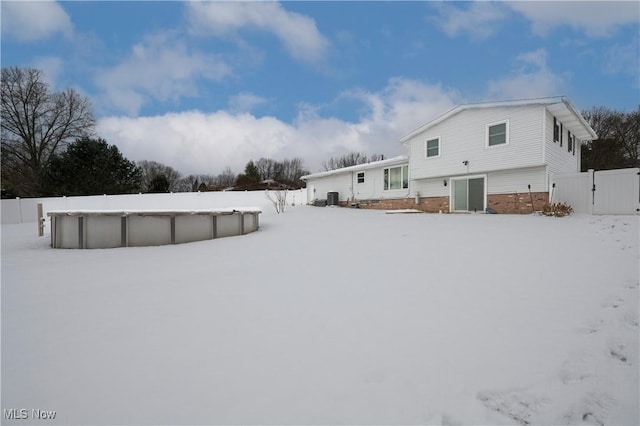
542, 202, 574, 217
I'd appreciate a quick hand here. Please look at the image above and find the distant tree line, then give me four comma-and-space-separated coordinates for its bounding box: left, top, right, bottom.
322, 152, 385, 171
581, 106, 639, 171
234, 157, 309, 190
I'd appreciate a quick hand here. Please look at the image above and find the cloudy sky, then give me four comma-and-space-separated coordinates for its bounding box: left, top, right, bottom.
2, 1, 638, 175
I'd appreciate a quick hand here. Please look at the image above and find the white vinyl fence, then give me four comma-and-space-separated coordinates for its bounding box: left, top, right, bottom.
1, 189, 308, 226
551, 168, 640, 215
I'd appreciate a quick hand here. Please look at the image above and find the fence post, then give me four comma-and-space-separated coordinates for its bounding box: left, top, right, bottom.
588, 169, 595, 215
16, 197, 22, 224
37, 203, 44, 236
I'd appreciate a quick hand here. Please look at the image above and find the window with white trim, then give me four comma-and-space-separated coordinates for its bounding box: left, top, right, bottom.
383, 165, 409, 190
357, 172, 365, 183
568, 130, 573, 153
425, 137, 440, 158
487, 121, 508, 147
570, 133, 576, 156
553, 117, 560, 142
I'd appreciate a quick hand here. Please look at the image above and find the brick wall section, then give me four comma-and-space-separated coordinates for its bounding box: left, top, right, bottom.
487, 192, 548, 214
341, 196, 448, 212
338, 192, 549, 214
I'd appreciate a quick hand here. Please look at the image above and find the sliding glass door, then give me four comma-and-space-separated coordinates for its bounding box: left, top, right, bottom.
452, 177, 485, 212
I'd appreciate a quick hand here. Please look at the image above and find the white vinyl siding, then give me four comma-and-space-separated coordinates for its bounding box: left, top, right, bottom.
305, 174, 352, 203
486, 166, 547, 194
411, 177, 450, 197
408, 105, 544, 180
544, 109, 581, 176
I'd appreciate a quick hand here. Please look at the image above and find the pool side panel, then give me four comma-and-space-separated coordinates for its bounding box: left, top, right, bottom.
48, 210, 261, 248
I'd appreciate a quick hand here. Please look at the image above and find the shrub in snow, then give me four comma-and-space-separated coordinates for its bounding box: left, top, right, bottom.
266, 190, 287, 214
542, 202, 574, 217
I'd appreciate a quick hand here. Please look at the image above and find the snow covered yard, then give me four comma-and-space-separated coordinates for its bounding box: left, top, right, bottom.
1, 206, 638, 425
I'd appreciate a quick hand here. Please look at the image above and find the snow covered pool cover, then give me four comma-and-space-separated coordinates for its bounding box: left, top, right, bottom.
47, 208, 261, 248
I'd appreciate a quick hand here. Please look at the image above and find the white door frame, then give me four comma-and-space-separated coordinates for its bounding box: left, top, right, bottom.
449, 174, 488, 212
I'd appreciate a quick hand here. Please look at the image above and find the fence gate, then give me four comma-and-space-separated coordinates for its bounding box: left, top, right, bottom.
552, 168, 640, 215
593, 168, 640, 215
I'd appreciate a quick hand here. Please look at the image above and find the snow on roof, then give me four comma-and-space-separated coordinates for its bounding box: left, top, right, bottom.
301, 155, 409, 181
400, 96, 598, 143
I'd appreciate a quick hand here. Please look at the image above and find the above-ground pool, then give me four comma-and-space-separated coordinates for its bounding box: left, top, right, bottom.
48, 208, 261, 249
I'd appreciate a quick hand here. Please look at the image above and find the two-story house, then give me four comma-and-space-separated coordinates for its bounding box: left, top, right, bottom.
302, 97, 597, 214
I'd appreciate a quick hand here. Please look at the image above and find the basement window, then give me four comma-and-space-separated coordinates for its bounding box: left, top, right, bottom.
357, 172, 365, 184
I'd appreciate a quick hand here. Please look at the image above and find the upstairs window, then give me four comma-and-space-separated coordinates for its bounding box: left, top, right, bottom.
487, 121, 508, 147
426, 137, 440, 158
357, 172, 365, 184
568, 131, 573, 153
383, 165, 409, 190
570, 134, 576, 156
560, 123, 563, 147
553, 117, 560, 142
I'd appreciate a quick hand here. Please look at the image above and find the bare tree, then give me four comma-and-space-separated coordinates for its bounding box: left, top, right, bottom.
255, 157, 275, 181
280, 157, 308, 184
214, 167, 237, 190
322, 152, 384, 171
265, 190, 287, 213
582, 106, 640, 170
1, 67, 95, 196
137, 160, 182, 192
254, 157, 308, 187
175, 174, 217, 192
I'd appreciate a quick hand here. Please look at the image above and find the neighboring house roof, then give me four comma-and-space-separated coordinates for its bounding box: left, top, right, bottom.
301, 155, 409, 181
400, 96, 598, 143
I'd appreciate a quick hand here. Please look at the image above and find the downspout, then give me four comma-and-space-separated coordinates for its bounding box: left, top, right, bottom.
542, 107, 548, 191
351, 171, 355, 202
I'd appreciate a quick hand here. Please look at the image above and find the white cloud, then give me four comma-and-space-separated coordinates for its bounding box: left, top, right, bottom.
97, 78, 460, 175
487, 48, 566, 99
94, 32, 231, 116
603, 36, 640, 80
432, 1, 638, 40
98, 111, 292, 175
506, 1, 639, 37
32, 56, 65, 88
1, 0, 72, 42
228, 92, 268, 114
429, 2, 508, 40
186, 1, 329, 64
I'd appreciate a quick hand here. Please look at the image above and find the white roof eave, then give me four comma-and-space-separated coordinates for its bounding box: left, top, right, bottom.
547, 98, 598, 140
301, 155, 409, 181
